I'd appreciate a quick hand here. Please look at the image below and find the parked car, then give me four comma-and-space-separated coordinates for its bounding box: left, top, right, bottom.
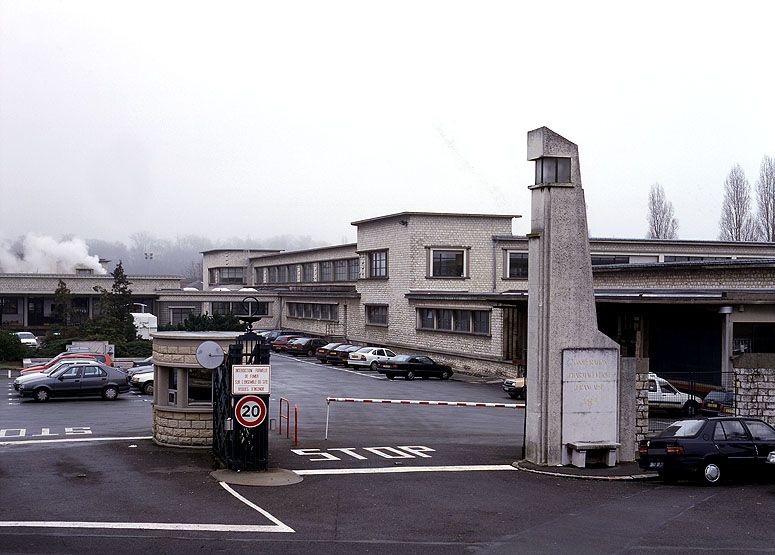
502, 377, 526, 399
14, 332, 39, 348
286, 338, 328, 357
648, 373, 701, 416
701, 390, 735, 416
326, 344, 355, 365
130, 368, 155, 395
271, 335, 303, 352
768, 451, 775, 465
638, 417, 775, 484
132, 356, 153, 367
316, 342, 343, 363
347, 347, 398, 370
377, 355, 453, 381
127, 364, 153, 378
14, 359, 104, 390
21, 352, 114, 375
260, 330, 299, 342
17, 363, 130, 402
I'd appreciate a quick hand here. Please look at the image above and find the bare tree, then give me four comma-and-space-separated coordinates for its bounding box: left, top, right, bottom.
719, 164, 758, 241
755, 155, 775, 241
646, 183, 679, 239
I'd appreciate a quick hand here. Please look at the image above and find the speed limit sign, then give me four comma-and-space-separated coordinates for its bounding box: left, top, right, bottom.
234, 395, 267, 428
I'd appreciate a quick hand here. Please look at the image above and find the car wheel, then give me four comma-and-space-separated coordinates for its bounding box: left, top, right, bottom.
142, 381, 154, 396
320, 360, 327, 364
33, 388, 50, 402
386, 373, 395, 380
307, 349, 315, 357
701, 461, 722, 485
102, 385, 119, 400
370, 362, 378, 371
405, 371, 415, 381
440, 370, 451, 380
684, 401, 699, 417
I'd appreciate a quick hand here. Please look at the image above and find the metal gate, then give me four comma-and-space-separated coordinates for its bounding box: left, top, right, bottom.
212, 328, 271, 470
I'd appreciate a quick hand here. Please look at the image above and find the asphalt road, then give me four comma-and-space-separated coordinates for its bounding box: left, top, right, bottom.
1, 355, 774, 553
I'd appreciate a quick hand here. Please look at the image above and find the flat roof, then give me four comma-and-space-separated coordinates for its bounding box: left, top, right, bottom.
249, 243, 357, 262
351, 211, 520, 226
200, 248, 281, 255
493, 235, 775, 248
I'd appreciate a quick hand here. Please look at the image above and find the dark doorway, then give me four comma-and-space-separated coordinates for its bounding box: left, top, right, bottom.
27, 297, 44, 326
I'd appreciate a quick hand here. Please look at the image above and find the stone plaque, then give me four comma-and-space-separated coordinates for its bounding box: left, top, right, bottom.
561, 348, 618, 445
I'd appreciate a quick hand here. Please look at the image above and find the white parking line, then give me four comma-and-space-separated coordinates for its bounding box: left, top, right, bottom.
219, 482, 294, 532
0, 521, 292, 533
0, 436, 152, 446
293, 464, 518, 475
276, 354, 386, 380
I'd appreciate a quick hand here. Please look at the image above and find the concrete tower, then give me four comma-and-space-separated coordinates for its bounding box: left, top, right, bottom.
525, 127, 621, 466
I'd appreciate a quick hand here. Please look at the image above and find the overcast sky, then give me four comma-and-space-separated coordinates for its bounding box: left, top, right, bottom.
1, 1, 774, 247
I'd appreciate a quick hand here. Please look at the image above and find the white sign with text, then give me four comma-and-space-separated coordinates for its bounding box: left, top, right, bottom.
232, 365, 271, 395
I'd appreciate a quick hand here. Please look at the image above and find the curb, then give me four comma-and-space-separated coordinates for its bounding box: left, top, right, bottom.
512, 460, 660, 481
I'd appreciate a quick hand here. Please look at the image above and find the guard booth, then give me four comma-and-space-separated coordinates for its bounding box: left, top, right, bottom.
212, 301, 272, 471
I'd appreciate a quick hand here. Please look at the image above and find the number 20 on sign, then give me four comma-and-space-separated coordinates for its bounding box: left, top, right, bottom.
234, 395, 267, 428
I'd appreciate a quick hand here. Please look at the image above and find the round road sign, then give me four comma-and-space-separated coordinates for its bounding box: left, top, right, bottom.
234, 395, 267, 428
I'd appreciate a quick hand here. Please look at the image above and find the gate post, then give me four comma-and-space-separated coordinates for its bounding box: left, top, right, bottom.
212, 297, 272, 471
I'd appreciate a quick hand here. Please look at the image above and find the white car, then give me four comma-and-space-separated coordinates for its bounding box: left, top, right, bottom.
768, 451, 775, 465
648, 372, 702, 416
14, 332, 39, 348
130, 369, 154, 395
348, 347, 398, 370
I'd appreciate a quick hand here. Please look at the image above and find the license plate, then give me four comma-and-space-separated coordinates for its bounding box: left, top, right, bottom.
649, 462, 664, 469
706, 403, 718, 409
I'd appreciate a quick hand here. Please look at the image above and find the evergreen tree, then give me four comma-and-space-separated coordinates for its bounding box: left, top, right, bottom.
51, 279, 74, 327
90, 261, 137, 342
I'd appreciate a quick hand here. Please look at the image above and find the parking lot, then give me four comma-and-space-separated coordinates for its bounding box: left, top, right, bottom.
2, 354, 775, 553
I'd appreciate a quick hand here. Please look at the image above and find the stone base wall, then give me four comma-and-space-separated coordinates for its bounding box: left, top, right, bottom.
734, 368, 775, 425
635, 359, 649, 445
153, 406, 213, 447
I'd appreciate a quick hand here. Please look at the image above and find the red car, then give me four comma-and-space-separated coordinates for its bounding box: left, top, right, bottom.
21, 352, 114, 375
271, 335, 303, 352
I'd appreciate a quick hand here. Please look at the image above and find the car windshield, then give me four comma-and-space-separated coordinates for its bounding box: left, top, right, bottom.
659, 419, 706, 438
391, 355, 412, 362
321, 343, 339, 349
334, 345, 352, 351
17, 333, 36, 339
705, 391, 733, 402
355, 347, 373, 353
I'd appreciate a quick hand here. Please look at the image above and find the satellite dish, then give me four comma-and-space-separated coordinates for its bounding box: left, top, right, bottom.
182, 287, 199, 291
196, 341, 225, 369
238, 287, 258, 292
212, 287, 231, 292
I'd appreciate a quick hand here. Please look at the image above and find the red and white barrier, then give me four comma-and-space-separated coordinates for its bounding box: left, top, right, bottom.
324, 397, 525, 439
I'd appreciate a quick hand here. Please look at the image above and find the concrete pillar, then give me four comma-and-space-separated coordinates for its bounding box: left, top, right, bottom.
719, 306, 733, 390
524, 127, 621, 466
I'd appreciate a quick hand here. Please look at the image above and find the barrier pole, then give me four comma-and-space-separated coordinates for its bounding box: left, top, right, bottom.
325, 399, 330, 440
279, 397, 290, 438
294, 404, 298, 448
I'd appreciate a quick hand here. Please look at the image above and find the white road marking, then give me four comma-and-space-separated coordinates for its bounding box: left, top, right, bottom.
0, 521, 290, 533
0, 435, 152, 446
218, 482, 295, 533
293, 464, 518, 475
276, 354, 386, 380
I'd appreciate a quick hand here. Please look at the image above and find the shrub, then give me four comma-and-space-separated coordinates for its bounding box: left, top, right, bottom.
0, 332, 26, 361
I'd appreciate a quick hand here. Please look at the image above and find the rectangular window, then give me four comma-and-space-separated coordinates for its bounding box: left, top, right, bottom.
366, 305, 388, 326
169, 307, 196, 325
278, 265, 288, 283
208, 269, 217, 285
348, 258, 359, 280
302, 263, 315, 282
1, 298, 19, 314
591, 255, 630, 265
417, 308, 490, 336
334, 260, 348, 281
508, 252, 529, 278
320, 261, 333, 282
255, 268, 265, 284
431, 249, 466, 277
268, 267, 278, 284
369, 251, 388, 278
535, 157, 572, 184
219, 267, 244, 284
212, 302, 229, 315
287, 302, 337, 321
453, 310, 471, 332
188, 368, 213, 405
286, 265, 297, 283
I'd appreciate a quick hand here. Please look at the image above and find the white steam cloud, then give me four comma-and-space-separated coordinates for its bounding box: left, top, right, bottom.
0, 234, 107, 274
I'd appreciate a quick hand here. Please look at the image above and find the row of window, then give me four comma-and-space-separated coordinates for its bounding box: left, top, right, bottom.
418, 308, 491, 335
257, 259, 360, 284
211, 301, 270, 317
208, 267, 244, 285
287, 302, 338, 321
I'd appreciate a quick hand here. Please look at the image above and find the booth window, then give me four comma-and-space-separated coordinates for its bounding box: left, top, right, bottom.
535, 157, 571, 184
188, 368, 213, 405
